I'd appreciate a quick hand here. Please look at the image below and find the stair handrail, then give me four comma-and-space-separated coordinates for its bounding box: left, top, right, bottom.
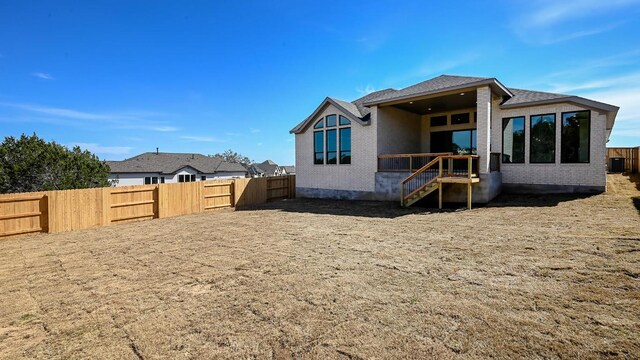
400, 154, 449, 205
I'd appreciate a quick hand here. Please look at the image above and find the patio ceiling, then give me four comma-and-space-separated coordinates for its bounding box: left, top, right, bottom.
391, 90, 477, 115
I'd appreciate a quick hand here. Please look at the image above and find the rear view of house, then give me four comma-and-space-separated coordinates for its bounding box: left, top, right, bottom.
291, 75, 619, 207
107, 152, 247, 186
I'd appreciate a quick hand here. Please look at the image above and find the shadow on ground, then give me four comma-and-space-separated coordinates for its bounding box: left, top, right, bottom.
241, 193, 596, 219
630, 174, 640, 191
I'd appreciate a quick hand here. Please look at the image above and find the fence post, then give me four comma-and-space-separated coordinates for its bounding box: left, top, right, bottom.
102, 187, 111, 225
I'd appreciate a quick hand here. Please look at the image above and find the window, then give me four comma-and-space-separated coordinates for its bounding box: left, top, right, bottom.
530, 114, 556, 163
151, 177, 158, 184
160, 177, 165, 184
502, 116, 525, 163
178, 175, 195, 183
144, 177, 158, 185
451, 112, 470, 125
313, 115, 351, 165
430, 115, 447, 127
474, 111, 477, 123
314, 131, 324, 164
430, 130, 477, 155
326, 129, 337, 164
201, 176, 207, 181
561, 111, 590, 163
144, 177, 151, 185
326, 114, 337, 127
340, 127, 351, 164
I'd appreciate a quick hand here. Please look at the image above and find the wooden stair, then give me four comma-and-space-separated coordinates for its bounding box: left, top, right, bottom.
400, 154, 480, 209
403, 182, 439, 207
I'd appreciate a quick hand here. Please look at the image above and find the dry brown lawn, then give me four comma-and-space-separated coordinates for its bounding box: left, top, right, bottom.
1, 174, 639, 359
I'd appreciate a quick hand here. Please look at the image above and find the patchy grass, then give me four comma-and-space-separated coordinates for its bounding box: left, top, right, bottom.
0, 175, 638, 359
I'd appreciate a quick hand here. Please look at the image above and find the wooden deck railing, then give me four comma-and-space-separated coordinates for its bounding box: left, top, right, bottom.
378, 152, 452, 172
400, 155, 479, 207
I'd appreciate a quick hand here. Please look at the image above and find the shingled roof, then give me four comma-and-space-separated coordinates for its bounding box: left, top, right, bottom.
291, 74, 619, 135
107, 152, 247, 174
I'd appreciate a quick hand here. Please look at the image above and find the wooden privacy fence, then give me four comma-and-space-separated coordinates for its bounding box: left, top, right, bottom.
0, 175, 295, 239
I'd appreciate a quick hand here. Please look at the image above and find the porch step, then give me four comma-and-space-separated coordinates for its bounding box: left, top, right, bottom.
404, 183, 439, 207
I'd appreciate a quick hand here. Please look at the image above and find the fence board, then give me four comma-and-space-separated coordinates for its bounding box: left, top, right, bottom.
0, 175, 295, 239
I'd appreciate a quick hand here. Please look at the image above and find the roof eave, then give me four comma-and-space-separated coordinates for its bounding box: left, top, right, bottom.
362, 78, 514, 107
290, 97, 368, 134
500, 96, 619, 113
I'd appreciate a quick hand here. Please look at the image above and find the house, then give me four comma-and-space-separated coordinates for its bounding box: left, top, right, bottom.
282, 165, 296, 175
107, 152, 247, 186
290, 75, 619, 207
248, 160, 286, 177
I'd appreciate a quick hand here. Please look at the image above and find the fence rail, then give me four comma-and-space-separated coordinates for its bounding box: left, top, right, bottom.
0, 175, 295, 239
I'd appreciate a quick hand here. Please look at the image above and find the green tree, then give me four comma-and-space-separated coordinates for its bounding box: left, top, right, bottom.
0, 133, 111, 193
212, 149, 253, 167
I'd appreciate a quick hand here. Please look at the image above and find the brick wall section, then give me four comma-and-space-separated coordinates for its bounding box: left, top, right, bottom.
295, 103, 378, 192
491, 100, 607, 188
377, 106, 421, 154
476, 86, 492, 174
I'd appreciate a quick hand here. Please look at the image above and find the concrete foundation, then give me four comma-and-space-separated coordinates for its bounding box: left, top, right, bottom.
296, 187, 378, 200
502, 183, 605, 194
374, 171, 502, 204
299, 171, 503, 203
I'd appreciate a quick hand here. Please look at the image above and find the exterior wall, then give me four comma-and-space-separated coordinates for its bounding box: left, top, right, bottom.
419, 107, 477, 152
476, 86, 492, 174
377, 106, 421, 154
109, 170, 245, 187
295, 103, 378, 193
492, 101, 607, 190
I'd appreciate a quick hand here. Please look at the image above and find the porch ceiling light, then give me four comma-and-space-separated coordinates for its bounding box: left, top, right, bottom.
427, 107, 431, 111
409, 101, 413, 104
460, 92, 465, 96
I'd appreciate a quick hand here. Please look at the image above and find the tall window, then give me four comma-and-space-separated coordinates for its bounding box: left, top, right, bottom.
340, 127, 351, 164
502, 116, 525, 163
530, 114, 556, 163
313, 115, 351, 165
314, 131, 324, 164
561, 111, 590, 163
326, 129, 337, 164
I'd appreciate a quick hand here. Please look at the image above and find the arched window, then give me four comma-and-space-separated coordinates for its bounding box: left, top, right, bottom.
313, 115, 351, 165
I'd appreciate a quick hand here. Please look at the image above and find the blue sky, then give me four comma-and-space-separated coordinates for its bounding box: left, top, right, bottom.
1, 0, 639, 164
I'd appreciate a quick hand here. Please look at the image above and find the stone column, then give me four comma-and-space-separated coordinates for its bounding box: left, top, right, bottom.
476, 86, 492, 174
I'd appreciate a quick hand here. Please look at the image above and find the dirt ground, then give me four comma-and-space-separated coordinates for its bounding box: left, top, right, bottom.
0, 174, 638, 359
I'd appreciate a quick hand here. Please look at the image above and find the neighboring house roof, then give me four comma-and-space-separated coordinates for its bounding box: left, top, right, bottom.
252, 160, 281, 176
291, 74, 619, 136
107, 152, 247, 174
282, 166, 295, 174
248, 164, 265, 176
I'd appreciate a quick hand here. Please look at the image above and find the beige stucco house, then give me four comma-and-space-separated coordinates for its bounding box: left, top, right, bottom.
290, 75, 619, 206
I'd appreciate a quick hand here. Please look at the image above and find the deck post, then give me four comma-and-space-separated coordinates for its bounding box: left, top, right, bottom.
467, 183, 472, 210
468, 157, 472, 180
409, 155, 412, 173
400, 184, 404, 207
438, 183, 443, 209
